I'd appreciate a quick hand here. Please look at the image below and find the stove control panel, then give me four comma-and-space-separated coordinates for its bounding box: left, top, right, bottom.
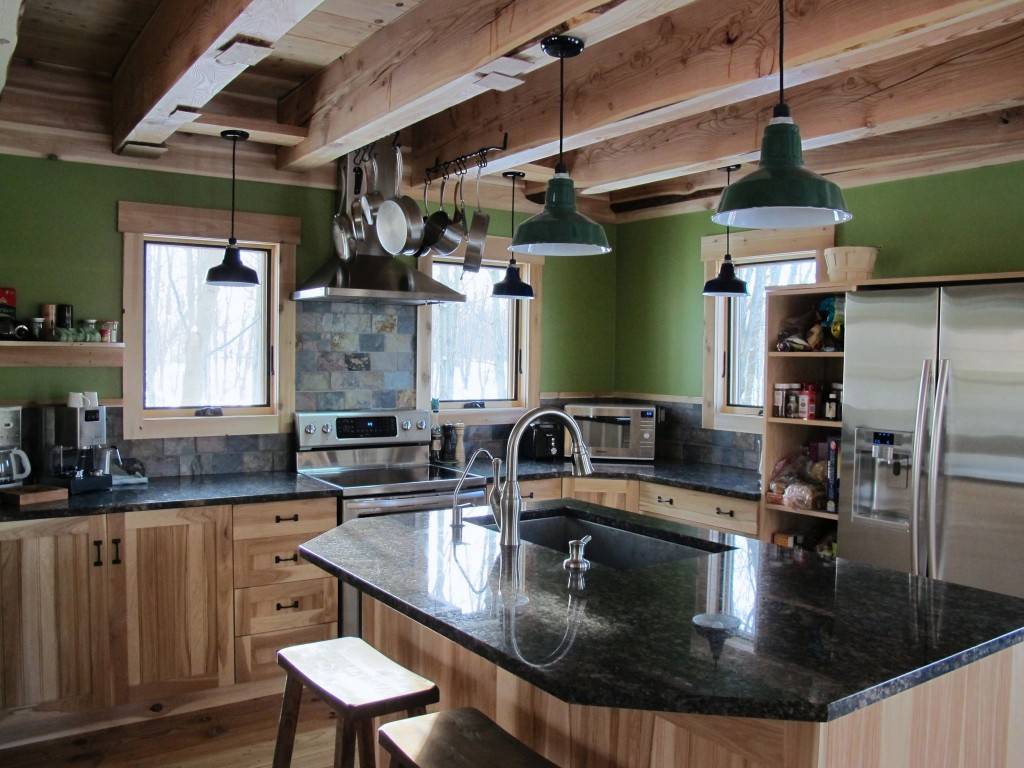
296, 410, 431, 450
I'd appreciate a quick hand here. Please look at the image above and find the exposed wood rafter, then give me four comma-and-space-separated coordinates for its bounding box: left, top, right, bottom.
411, 0, 1024, 180
111, 0, 321, 152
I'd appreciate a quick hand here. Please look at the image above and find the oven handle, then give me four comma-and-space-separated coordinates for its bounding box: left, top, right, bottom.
343, 488, 487, 516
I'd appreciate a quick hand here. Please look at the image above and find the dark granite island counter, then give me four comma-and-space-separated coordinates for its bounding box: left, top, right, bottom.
301, 502, 1024, 768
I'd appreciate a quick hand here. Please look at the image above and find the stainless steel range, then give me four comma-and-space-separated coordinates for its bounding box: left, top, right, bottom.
296, 409, 486, 635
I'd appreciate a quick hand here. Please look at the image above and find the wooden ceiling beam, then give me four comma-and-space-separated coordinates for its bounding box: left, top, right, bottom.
410, 0, 1024, 180
111, 0, 321, 152
274, 0, 650, 172
612, 107, 1024, 220
571, 20, 1024, 193
177, 111, 307, 147
0, 1, 24, 97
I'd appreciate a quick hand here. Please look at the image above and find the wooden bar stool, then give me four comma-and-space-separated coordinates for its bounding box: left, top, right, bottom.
378, 708, 558, 768
273, 637, 440, 768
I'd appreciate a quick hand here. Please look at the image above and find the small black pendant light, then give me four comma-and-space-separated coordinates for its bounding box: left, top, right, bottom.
207, 129, 260, 287
703, 164, 748, 297
493, 171, 535, 300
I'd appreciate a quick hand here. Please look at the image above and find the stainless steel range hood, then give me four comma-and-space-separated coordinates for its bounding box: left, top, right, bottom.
292, 253, 466, 305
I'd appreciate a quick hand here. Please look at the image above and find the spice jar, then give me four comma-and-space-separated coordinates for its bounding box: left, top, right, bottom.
100, 320, 119, 343
784, 385, 800, 418
798, 384, 819, 420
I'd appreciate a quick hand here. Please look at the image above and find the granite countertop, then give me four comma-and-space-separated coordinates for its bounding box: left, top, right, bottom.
300, 501, 1024, 722
0, 472, 338, 522
470, 457, 761, 501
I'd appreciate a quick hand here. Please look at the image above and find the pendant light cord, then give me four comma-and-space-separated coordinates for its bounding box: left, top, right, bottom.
509, 173, 517, 265
556, 55, 566, 173
774, 0, 790, 118
229, 135, 237, 243
725, 166, 732, 258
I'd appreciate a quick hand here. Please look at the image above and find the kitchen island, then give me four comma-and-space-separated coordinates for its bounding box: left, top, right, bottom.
301, 501, 1024, 768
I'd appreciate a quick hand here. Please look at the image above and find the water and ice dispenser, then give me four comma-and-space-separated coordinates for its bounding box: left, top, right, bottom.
851, 428, 914, 525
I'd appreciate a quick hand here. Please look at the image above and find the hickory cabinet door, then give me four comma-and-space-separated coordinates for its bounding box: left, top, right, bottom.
107, 506, 234, 703
0, 515, 111, 713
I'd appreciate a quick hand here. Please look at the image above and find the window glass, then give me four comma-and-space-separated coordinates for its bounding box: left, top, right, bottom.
431, 262, 516, 401
144, 241, 269, 409
727, 258, 816, 408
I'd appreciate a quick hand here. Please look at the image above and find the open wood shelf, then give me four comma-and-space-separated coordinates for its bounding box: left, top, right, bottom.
766, 417, 842, 428
0, 341, 126, 367
764, 503, 839, 521
768, 351, 844, 359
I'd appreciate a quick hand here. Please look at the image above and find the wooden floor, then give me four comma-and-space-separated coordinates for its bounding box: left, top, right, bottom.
0, 692, 336, 768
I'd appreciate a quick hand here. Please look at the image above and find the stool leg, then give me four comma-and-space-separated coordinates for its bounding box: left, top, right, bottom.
335, 715, 357, 768
272, 674, 304, 768
356, 718, 376, 768
406, 706, 426, 718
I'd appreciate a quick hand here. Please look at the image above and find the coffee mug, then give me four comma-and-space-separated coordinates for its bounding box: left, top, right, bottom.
83, 391, 99, 407
67, 391, 85, 408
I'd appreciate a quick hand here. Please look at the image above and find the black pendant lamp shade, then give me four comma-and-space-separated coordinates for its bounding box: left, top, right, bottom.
207, 129, 260, 287
704, 165, 748, 298
494, 171, 534, 300
712, 0, 851, 229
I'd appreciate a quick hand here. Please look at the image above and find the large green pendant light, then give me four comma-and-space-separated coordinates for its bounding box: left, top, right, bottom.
704, 165, 748, 297
509, 36, 611, 257
207, 129, 260, 287
712, 0, 851, 230
493, 171, 535, 300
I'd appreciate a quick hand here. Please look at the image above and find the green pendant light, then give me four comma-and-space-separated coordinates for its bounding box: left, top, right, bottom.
703, 165, 748, 297
207, 129, 260, 287
509, 36, 611, 257
493, 171, 535, 300
712, 0, 851, 230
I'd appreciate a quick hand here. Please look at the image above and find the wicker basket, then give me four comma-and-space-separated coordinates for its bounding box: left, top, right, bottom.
824, 247, 878, 283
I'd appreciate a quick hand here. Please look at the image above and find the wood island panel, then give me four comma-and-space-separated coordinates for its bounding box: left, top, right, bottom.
361, 596, 1023, 768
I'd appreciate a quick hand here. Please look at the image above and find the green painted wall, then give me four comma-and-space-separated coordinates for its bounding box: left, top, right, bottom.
612, 160, 1024, 399
0, 154, 603, 401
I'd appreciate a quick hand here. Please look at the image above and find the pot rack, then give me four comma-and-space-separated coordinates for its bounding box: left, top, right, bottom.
424, 132, 508, 182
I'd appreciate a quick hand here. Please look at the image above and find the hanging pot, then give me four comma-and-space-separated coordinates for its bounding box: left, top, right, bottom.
463, 166, 490, 273
376, 144, 426, 256
424, 175, 465, 257
331, 155, 355, 262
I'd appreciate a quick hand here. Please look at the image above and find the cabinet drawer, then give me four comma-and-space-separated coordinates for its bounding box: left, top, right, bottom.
638, 483, 758, 535
234, 533, 326, 587
235, 623, 337, 683
519, 478, 563, 503
234, 578, 338, 636
233, 499, 336, 541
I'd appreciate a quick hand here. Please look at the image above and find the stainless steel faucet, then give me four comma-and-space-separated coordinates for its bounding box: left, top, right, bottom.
490, 407, 594, 547
452, 447, 495, 529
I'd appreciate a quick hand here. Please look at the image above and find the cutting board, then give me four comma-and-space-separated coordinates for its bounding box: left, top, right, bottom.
1, 484, 69, 507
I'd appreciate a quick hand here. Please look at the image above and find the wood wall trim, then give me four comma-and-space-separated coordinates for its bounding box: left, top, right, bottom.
117, 201, 301, 244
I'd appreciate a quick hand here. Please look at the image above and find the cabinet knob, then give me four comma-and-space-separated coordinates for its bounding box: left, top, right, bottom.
715, 507, 735, 517
657, 495, 674, 505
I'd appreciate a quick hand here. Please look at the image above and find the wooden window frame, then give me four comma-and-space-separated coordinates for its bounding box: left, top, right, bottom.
118, 202, 299, 439
701, 227, 835, 435
416, 235, 544, 426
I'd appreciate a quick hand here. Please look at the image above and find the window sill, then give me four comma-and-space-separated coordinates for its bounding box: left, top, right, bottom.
711, 411, 764, 435
437, 407, 529, 427
124, 413, 287, 440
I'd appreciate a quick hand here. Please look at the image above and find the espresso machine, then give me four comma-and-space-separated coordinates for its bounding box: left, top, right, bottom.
44, 405, 114, 493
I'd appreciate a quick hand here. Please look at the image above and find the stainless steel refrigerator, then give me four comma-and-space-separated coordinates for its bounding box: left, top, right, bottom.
840, 281, 1024, 598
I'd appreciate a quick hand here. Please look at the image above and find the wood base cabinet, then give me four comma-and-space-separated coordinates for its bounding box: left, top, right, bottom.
561, 477, 639, 513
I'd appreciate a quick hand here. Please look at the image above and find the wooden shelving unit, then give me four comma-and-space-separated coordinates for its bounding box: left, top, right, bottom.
0, 341, 126, 367
761, 283, 851, 546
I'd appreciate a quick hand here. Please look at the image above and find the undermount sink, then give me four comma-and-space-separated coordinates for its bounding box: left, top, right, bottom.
467, 513, 714, 570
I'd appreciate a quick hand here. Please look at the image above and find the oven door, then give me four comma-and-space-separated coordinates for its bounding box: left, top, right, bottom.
339, 487, 487, 636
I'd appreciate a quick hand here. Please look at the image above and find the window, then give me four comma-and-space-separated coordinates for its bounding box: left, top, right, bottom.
726, 258, 817, 408
701, 228, 834, 434
430, 260, 520, 404
119, 202, 297, 439
144, 240, 271, 410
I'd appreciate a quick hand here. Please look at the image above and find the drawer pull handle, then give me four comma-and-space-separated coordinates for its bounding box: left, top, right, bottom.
657, 496, 674, 505
275, 553, 299, 564
715, 507, 735, 517
275, 514, 299, 523
111, 538, 122, 565
93, 540, 103, 567
276, 600, 300, 611
523, 492, 535, 499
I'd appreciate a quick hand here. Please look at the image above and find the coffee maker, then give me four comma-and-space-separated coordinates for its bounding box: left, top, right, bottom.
0, 406, 31, 488
44, 405, 113, 493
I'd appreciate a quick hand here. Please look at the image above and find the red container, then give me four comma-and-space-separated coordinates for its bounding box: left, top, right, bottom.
0, 287, 15, 319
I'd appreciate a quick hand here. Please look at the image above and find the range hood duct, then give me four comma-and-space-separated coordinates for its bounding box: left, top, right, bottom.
292, 253, 466, 305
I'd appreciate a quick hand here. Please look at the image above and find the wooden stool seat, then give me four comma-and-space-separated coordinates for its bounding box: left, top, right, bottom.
378, 708, 558, 768
273, 637, 439, 768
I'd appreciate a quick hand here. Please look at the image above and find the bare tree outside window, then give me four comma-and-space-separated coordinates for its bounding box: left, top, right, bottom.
431, 262, 516, 401
144, 241, 270, 409
727, 258, 816, 408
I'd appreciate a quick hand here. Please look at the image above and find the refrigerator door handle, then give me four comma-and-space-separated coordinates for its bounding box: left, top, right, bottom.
910, 359, 933, 576
927, 359, 951, 578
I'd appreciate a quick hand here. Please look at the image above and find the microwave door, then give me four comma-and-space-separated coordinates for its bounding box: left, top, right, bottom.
574, 415, 630, 457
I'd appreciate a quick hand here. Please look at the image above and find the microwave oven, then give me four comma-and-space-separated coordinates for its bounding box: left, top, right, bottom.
564, 403, 656, 461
